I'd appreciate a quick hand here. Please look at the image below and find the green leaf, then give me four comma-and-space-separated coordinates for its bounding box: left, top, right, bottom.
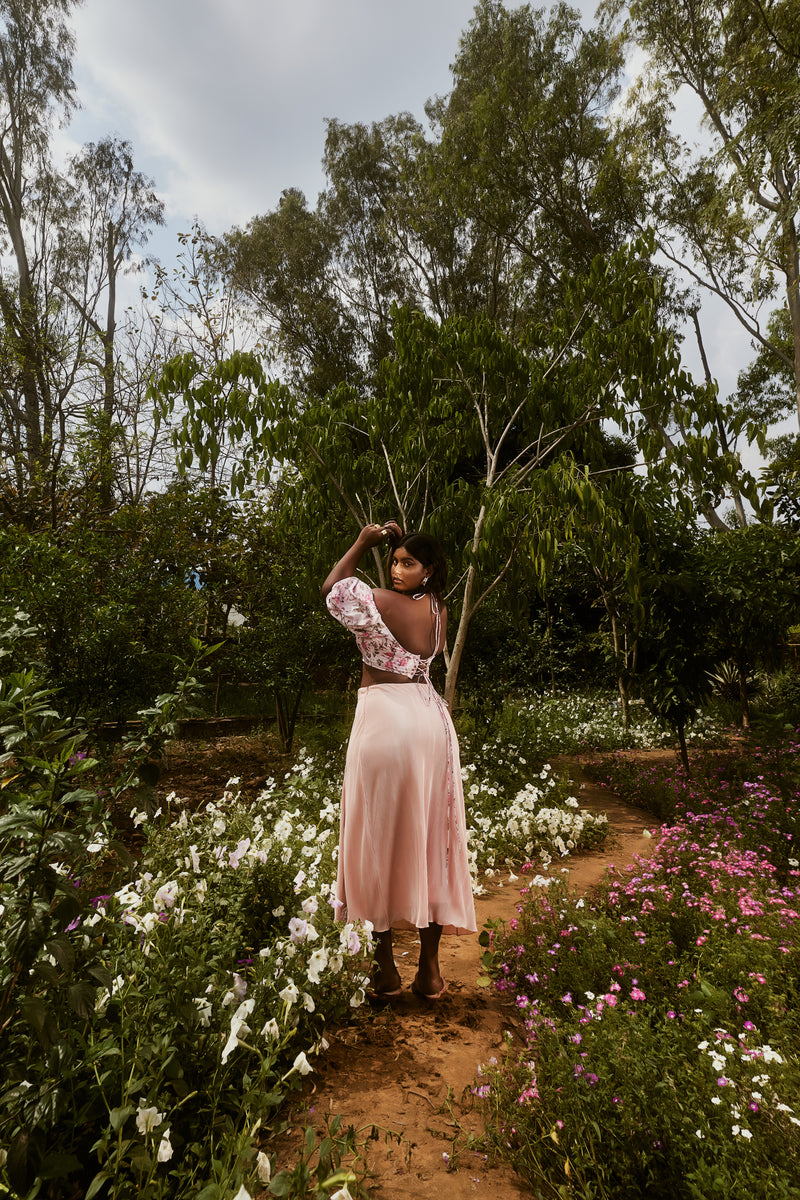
268, 1170, 294, 1197
68, 981, 96, 1019
109, 1105, 134, 1132
85, 1170, 111, 1200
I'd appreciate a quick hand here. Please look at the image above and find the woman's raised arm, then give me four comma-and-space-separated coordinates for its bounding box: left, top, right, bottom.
320, 521, 401, 599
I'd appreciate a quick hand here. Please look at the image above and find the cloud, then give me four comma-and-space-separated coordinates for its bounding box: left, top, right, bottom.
69, 0, 495, 228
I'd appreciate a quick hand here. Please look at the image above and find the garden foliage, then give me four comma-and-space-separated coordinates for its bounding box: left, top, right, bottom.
1, 633, 617, 1197
481, 739, 800, 1199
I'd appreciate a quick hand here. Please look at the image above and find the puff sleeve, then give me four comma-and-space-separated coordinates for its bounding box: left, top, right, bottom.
325, 577, 379, 633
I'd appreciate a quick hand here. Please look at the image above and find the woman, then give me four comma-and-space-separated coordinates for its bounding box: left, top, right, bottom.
322, 521, 476, 1000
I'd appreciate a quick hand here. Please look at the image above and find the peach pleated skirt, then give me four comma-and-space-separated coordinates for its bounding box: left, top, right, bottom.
336, 683, 476, 935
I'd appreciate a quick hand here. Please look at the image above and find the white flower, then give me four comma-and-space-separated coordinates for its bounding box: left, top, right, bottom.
279, 980, 299, 1007
221, 998, 255, 1064
301, 896, 318, 915
194, 997, 213, 1027
330, 1186, 354, 1200
307, 947, 328, 984
136, 1100, 164, 1135
288, 917, 309, 943
293, 1051, 313, 1076
221, 974, 247, 1007
256, 1150, 272, 1183
153, 881, 179, 909
261, 1017, 280, 1041
232, 1187, 251, 1200
157, 1128, 173, 1162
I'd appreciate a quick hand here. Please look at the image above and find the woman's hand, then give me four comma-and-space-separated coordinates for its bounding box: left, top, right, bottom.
322, 520, 403, 598
358, 520, 402, 549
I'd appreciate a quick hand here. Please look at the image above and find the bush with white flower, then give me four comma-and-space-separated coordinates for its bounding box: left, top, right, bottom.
2, 631, 628, 1200
460, 756, 608, 884
464, 690, 727, 759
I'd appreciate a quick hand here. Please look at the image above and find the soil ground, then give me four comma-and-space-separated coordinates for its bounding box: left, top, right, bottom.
157, 740, 668, 1198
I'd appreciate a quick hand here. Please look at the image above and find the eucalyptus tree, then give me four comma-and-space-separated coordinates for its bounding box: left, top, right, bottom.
433, 0, 639, 310
221, 2, 641, 397
55, 136, 164, 501
603, 0, 800, 429
0, 0, 82, 493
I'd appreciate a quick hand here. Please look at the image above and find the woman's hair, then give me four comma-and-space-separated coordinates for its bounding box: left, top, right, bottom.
387, 531, 448, 600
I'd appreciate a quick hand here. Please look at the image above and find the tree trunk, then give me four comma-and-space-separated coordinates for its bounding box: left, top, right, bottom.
444, 503, 487, 710
782, 212, 800, 432
444, 561, 477, 711
97, 219, 118, 508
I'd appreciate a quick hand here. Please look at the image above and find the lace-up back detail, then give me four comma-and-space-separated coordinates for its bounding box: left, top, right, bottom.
326, 577, 436, 677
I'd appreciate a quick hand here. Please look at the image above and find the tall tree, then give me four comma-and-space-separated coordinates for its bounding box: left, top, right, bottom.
603, 0, 800, 428
57, 136, 164, 501
434, 0, 639, 309
0, 0, 81, 486
164, 239, 753, 706
220, 3, 641, 396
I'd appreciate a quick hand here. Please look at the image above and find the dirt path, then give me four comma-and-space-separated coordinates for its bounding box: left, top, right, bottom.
265, 767, 660, 1198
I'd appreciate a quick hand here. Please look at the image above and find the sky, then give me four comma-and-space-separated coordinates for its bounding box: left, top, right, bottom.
63, 0, 790, 459
68, 0, 516, 231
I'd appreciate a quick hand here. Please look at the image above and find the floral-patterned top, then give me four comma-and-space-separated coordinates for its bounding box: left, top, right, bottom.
326, 577, 434, 678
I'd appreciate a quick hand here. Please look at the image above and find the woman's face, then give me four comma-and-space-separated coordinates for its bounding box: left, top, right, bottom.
390, 548, 428, 594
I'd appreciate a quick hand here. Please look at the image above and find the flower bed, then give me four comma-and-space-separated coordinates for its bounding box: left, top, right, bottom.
2, 713, 609, 1200
486, 691, 727, 757
480, 740, 800, 1199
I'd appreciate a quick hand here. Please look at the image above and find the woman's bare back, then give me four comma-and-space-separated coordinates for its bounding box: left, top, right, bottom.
360, 588, 447, 686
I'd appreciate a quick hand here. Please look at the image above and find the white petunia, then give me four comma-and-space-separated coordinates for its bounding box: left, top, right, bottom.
307, 947, 329, 984
136, 1100, 164, 1135
279, 980, 299, 1007
256, 1150, 272, 1183
157, 1128, 173, 1162
292, 1051, 313, 1076
261, 1017, 280, 1040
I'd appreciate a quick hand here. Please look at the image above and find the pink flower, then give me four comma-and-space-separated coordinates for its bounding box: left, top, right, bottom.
630, 987, 646, 1001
